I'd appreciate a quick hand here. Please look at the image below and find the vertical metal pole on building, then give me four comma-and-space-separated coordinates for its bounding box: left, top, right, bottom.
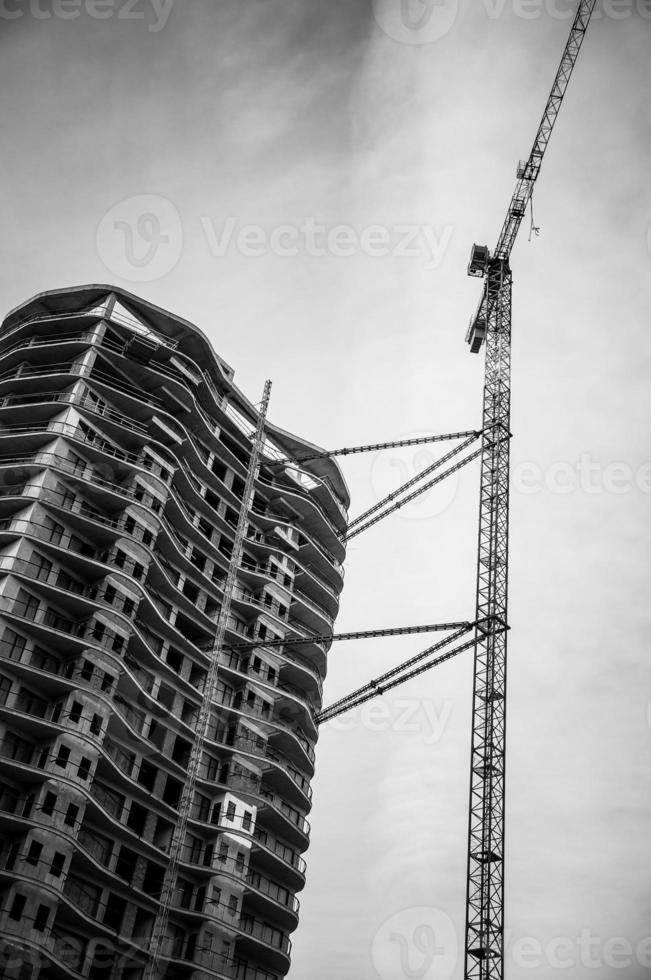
144, 380, 272, 980
465, 263, 511, 980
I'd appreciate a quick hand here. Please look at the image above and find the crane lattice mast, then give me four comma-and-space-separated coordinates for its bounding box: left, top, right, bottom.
464, 3, 596, 977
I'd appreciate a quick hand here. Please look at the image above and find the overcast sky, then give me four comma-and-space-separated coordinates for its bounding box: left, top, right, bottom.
2, 1, 651, 978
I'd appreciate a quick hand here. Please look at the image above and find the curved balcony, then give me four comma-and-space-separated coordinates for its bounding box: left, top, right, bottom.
235, 914, 291, 976
257, 472, 346, 549
0, 307, 106, 348
0, 331, 96, 372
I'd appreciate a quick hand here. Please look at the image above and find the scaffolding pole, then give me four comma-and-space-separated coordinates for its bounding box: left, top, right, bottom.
144, 380, 272, 980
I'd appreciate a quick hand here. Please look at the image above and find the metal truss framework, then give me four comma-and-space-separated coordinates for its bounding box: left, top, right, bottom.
144, 382, 272, 980
465, 261, 512, 978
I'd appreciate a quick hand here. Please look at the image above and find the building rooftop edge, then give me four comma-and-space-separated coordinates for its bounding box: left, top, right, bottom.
2, 284, 351, 508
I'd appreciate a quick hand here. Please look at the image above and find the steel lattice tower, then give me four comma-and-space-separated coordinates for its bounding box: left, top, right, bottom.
465, 260, 512, 976
464, 3, 597, 975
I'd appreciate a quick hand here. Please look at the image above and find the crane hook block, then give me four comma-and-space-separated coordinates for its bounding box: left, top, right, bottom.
467, 243, 490, 278
465, 314, 486, 354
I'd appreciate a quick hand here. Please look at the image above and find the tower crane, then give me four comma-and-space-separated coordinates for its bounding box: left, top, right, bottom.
463, 3, 596, 977
136, 5, 597, 977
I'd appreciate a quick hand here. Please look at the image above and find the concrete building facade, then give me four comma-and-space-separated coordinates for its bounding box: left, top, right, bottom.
0, 286, 348, 980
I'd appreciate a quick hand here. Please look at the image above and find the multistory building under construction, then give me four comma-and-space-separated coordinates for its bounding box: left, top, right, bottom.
0, 285, 348, 980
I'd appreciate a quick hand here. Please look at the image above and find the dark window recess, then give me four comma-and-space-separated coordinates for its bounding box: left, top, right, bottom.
115, 846, 137, 882
189, 549, 205, 572
0, 674, 10, 705
211, 459, 226, 481
103, 893, 126, 931
90, 713, 103, 736
147, 719, 165, 750
33, 554, 53, 581
182, 580, 199, 603
91, 621, 105, 642
8, 893, 26, 921
17, 589, 39, 621
162, 777, 182, 808
78, 757, 92, 781
41, 792, 57, 816
197, 516, 212, 539
226, 801, 236, 821
25, 840, 43, 866
205, 488, 220, 512
64, 803, 79, 827
22, 793, 35, 819
69, 701, 83, 724
221, 432, 250, 467
172, 737, 191, 767
50, 852, 65, 877
44, 517, 64, 545
5, 843, 19, 870
166, 647, 183, 673
137, 761, 157, 792
142, 862, 165, 897
3, 629, 26, 661
157, 684, 174, 710
218, 537, 233, 560
231, 476, 245, 499
33, 903, 49, 932
126, 803, 147, 836
195, 795, 210, 822
54, 745, 70, 768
